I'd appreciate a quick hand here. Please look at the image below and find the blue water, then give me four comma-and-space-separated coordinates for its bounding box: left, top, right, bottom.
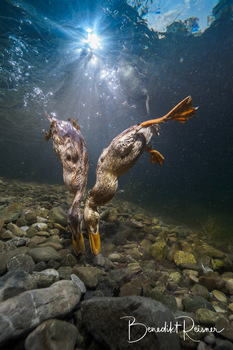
0, 0, 233, 235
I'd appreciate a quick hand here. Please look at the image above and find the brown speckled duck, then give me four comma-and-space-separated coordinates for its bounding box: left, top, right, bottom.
84, 96, 197, 255
45, 114, 89, 255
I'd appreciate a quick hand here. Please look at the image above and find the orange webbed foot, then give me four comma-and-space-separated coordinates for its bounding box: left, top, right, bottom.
146, 146, 164, 166
140, 96, 197, 128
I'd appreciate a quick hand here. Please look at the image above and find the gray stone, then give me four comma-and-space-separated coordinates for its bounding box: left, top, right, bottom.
0, 270, 37, 302
109, 268, 132, 287
215, 318, 233, 342
81, 296, 181, 350
71, 274, 86, 294
203, 333, 216, 346
100, 209, 110, 221
72, 266, 99, 290
183, 295, 215, 313
58, 266, 72, 280
11, 237, 27, 247
191, 284, 210, 300
178, 263, 203, 273
32, 271, 58, 288
150, 240, 168, 261
94, 254, 106, 267
0, 247, 29, 275
197, 341, 208, 350
20, 226, 29, 231
6, 223, 26, 236
32, 222, 48, 231
28, 246, 61, 263
0, 280, 81, 345
108, 253, 122, 262
47, 259, 60, 269
150, 292, 177, 313
96, 277, 119, 297
48, 207, 67, 226
0, 230, 14, 240
61, 254, 76, 267
39, 268, 60, 281
25, 319, 77, 350
33, 261, 47, 271
25, 211, 37, 224
0, 203, 24, 223
214, 338, 233, 350
195, 308, 220, 326
7, 254, 35, 273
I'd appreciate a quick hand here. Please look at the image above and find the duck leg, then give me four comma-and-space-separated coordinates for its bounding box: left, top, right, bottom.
140, 96, 197, 128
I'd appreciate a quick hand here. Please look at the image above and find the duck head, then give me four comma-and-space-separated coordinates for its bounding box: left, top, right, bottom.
68, 200, 85, 255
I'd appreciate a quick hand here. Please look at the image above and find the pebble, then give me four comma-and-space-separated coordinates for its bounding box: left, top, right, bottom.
60, 254, 76, 267
0, 280, 81, 345
71, 273, 86, 294
58, 266, 72, 280
94, 253, 106, 267
72, 266, 99, 290
6, 223, 26, 237
204, 332, 216, 346
38, 268, 60, 281
169, 271, 182, 284
199, 275, 217, 291
108, 253, 121, 262
28, 246, 62, 263
36, 230, 50, 237
191, 284, 210, 300
32, 222, 48, 231
1, 178, 233, 350
150, 239, 168, 261
173, 250, 197, 266
0, 270, 37, 302
25, 319, 78, 350
195, 308, 220, 326
36, 216, 48, 223
215, 318, 233, 342
7, 253, 35, 273
213, 289, 228, 303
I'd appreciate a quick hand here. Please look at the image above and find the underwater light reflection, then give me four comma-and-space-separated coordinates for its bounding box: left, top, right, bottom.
85, 29, 102, 50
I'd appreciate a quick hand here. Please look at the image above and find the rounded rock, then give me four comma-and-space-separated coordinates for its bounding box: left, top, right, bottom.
213, 289, 228, 303
174, 251, 197, 266
150, 240, 168, 261
32, 223, 48, 231
7, 254, 35, 273
28, 247, 61, 263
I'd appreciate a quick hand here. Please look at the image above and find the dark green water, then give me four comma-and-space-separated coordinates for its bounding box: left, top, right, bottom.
0, 0, 233, 236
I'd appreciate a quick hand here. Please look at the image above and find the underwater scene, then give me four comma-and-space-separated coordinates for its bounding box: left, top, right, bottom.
0, 0, 233, 349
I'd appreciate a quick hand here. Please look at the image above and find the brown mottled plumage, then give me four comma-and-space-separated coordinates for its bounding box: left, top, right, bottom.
84, 96, 197, 255
45, 113, 89, 255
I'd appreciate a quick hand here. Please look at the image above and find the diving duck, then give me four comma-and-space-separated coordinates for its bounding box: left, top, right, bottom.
84, 96, 197, 255
45, 114, 89, 255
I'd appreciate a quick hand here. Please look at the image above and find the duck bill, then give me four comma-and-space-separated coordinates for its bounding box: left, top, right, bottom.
72, 232, 85, 255
89, 232, 101, 255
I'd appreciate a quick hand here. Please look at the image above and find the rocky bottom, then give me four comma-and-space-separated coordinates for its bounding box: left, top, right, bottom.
0, 177, 233, 350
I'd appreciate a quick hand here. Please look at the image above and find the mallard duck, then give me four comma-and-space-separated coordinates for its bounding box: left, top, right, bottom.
84, 96, 197, 255
45, 114, 89, 255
